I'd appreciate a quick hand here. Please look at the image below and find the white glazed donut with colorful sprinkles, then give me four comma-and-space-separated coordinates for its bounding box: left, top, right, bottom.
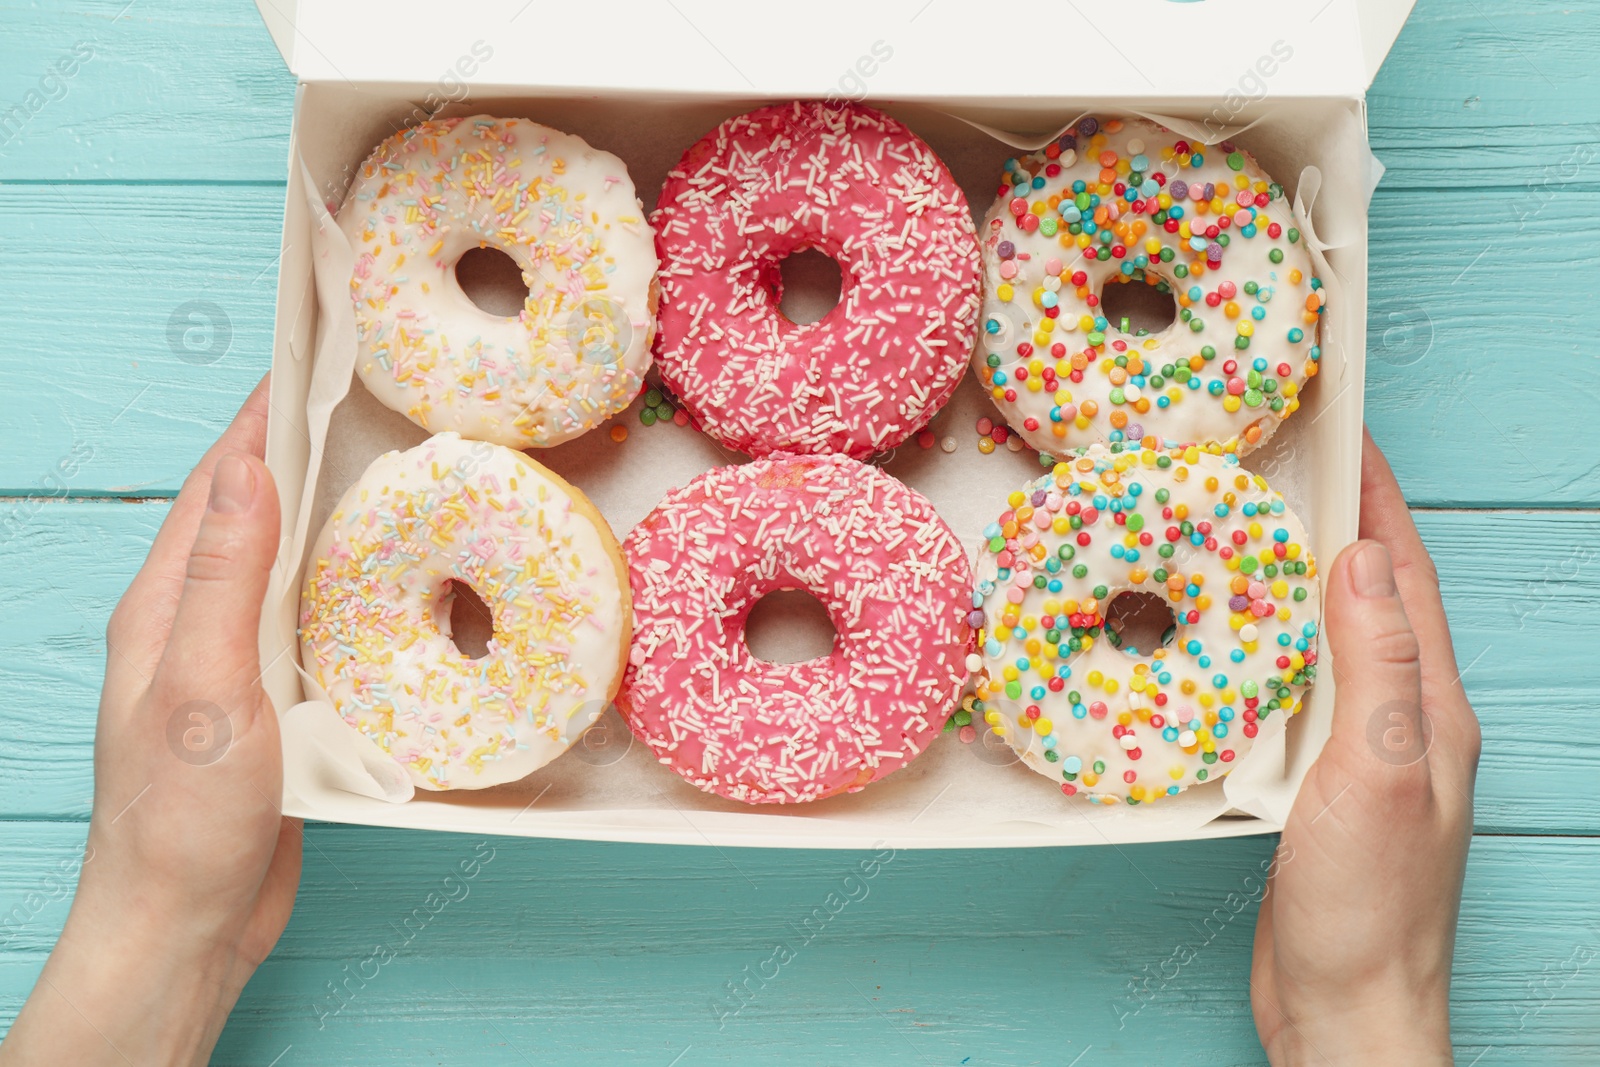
974, 116, 1325, 456
339, 116, 658, 449
620, 454, 973, 804
298, 433, 631, 791
971, 444, 1320, 805
651, 101, 982, 459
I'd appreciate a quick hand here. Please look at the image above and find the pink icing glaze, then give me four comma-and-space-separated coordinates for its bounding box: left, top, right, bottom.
620, 454, 973, 804
651, 101, 983, 459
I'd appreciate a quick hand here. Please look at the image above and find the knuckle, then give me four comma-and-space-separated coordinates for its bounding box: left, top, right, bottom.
185, 544, 241, 585
105, 598, 136, 648
1367, 624, 1422, 668
1394, 546, 1440, 590
1457, 705, 1484, 765
184, 524, 251, 585
1377, 759, 1435, 805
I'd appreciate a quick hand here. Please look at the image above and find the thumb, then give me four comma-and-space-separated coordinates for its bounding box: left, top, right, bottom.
156, 452, 282, 719
1323, 539, 1429, 770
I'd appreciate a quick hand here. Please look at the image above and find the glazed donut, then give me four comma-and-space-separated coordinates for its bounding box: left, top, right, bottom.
651, 101, 982, 459
339, 115, 658, 448
299, 433, 631, 790
974, 116, 1325, 456
971, 445, 1320, 804
620, 454, 972, 803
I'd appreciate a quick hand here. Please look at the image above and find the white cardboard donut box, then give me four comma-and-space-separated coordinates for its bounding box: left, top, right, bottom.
252, 0, 1414, 848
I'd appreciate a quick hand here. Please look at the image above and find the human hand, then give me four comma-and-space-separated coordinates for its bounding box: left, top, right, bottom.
1, 376, 301, 1066
1251, 429, 1480, 1065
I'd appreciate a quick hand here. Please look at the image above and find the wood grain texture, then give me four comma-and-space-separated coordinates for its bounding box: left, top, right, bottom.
0, 0, 295, 182
2, 502, 1595, 834
0, 184, 278, 497
3, 0, 1599, 190
0, 824, 1595, 1066
1369, 4, 1600, 190
2, 180, 1597, 504
1365, 194, 1600, 505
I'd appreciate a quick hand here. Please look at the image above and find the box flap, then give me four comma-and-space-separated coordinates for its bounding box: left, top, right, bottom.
253, 0, 1413, 101
1355, 0, 1418, 85
254, 0, 299, 74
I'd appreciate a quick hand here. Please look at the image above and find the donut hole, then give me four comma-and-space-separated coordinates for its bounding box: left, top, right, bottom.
1104, 591, 1177, 656
455, 246, 531, 318
744, 588, 837, 664
1098, 277, 1177, 337
773, 248, 844, 325
441, 579, 495, 660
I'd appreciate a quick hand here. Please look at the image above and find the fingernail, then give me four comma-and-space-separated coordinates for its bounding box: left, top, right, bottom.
208, 453, 255, 514
1351, 541, 1397, 600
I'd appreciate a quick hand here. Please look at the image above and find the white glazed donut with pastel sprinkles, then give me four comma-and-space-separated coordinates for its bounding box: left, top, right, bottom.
339, 116, 658, 449
970, 444, 1320, 805
298, 433, 631, 791
974, 116, 1325, 457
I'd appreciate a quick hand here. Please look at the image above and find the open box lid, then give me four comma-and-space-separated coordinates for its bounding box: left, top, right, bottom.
254, 0, 1413, 102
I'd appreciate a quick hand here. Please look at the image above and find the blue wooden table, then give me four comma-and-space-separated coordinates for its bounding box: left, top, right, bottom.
2, 2, 1597, 1063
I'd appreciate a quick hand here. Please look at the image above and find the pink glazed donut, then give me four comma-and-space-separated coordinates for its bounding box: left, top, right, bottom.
651, 101, 983, 459
620, 454, 972, 803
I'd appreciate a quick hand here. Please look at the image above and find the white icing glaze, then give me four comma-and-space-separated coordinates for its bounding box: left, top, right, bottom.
972, 445, 1320, 805
974, 117, 1325, 456
298, 433, 629, 791
339, 116, 658, 449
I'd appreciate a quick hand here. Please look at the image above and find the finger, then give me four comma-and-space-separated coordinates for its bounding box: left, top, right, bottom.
107, 375, 273, 683
152, 452, 281, 723
1358, 429, 1479, 783
146, 374, 273, 586
1358, 428, 1458, 679
1322, 540, 1430, 786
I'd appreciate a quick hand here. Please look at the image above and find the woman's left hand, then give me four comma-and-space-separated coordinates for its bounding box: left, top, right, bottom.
1, 375, 301, 1066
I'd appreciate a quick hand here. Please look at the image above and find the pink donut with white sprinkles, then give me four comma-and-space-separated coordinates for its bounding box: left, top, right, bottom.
620, 454, 973, 804
651, 101, 983, 459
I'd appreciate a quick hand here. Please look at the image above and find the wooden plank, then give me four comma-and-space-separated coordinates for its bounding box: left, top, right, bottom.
0, 823, 1594, 1063
0, 501, 164, 815
1, 183, 1597, 503
1, 501, 1595, 835
1370, 4, 1600, 190
1365, 193, 1600, 506
0, 184, 278, 497
0, 0, 294, 182
1, 0, 1598, 192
